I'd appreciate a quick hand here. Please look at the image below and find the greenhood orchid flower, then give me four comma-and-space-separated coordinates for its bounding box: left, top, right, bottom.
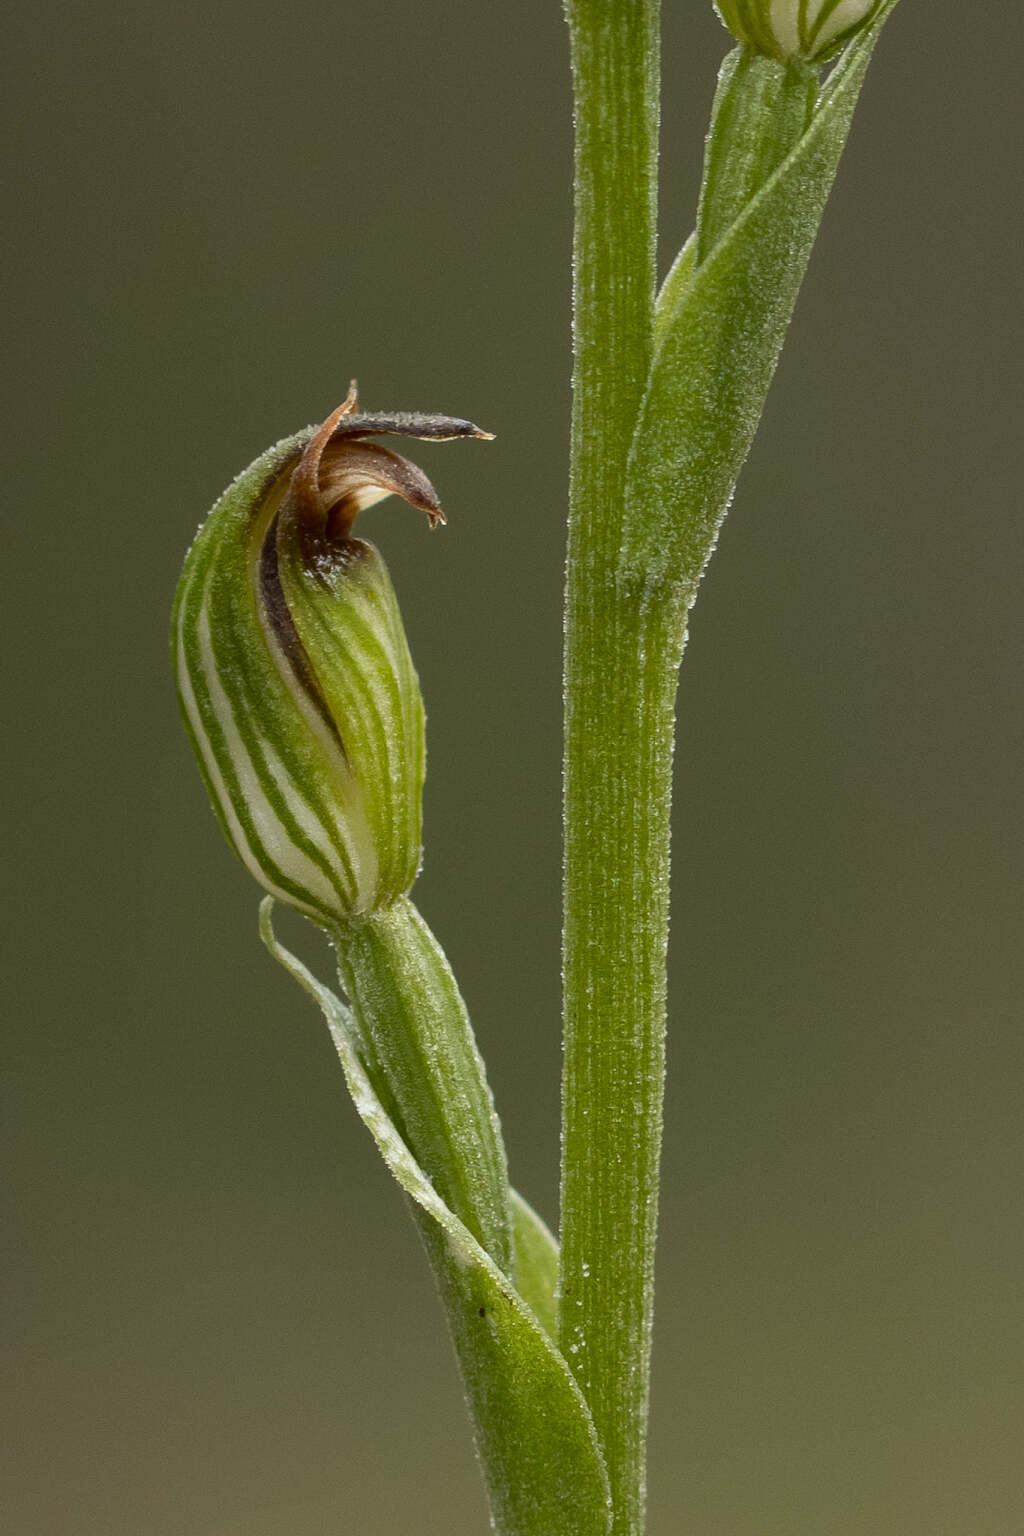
172, 385, 491, 929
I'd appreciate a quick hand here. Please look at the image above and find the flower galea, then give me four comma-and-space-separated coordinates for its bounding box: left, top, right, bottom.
172, 386, 491, 928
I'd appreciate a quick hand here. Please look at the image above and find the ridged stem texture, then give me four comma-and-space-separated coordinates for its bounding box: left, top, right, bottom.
561, 5, 674, 1534
560, 9, 897, 1531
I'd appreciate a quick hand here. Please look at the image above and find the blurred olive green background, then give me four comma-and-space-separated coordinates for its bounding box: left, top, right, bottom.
5, 2, 1021, 1532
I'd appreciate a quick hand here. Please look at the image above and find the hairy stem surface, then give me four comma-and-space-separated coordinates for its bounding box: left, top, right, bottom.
561, 4, 678, 1532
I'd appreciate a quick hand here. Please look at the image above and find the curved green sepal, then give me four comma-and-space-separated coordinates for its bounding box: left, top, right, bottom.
621, 4, 897, 597
260, 901, 612, 1536
277, 531, 426, 914
173, 429, 367, 926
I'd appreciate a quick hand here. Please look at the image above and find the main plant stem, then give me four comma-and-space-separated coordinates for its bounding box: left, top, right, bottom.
561, 5, 685, 1533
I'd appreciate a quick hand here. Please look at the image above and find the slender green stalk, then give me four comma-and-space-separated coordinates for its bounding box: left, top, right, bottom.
262, 902, 611, 1536
561, 4, 672, 1532
561, 9, 898, 1531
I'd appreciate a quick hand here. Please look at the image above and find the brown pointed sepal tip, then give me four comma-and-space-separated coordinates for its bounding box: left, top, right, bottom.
330, 411, 495, 445
285, 391, 492, 545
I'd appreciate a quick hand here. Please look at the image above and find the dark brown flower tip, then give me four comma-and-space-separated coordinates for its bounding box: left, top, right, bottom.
320, 440, 445, 540
333, 413, 495, 444
288, 386, 492, 543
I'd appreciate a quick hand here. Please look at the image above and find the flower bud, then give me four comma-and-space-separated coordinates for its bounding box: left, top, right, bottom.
714, 0, 885, 62
172, 386, 490, 928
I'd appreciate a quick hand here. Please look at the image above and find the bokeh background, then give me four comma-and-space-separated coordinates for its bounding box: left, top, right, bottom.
5, 2, 1022, 1532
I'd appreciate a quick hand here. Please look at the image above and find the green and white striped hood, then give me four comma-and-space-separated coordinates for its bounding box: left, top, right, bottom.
172, 391, 490, 929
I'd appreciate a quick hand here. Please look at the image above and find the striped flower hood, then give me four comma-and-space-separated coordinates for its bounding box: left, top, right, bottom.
172, 387, 490, 929
714, 0, 885, 62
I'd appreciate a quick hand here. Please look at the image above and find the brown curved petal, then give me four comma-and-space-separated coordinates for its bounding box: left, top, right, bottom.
287, 392, 493, 542
319, 439, 446, 540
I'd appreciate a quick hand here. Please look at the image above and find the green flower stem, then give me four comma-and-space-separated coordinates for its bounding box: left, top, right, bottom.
561, 8, 898, 1531
263, 901, 611, 1536
561, 3, 667, 1533
336, 896, 512, 1273
561, 589, 685, 1535
333, 898, 611, 1533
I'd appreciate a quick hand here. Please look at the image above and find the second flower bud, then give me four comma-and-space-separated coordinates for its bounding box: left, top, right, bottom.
714, 0, 885, 63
